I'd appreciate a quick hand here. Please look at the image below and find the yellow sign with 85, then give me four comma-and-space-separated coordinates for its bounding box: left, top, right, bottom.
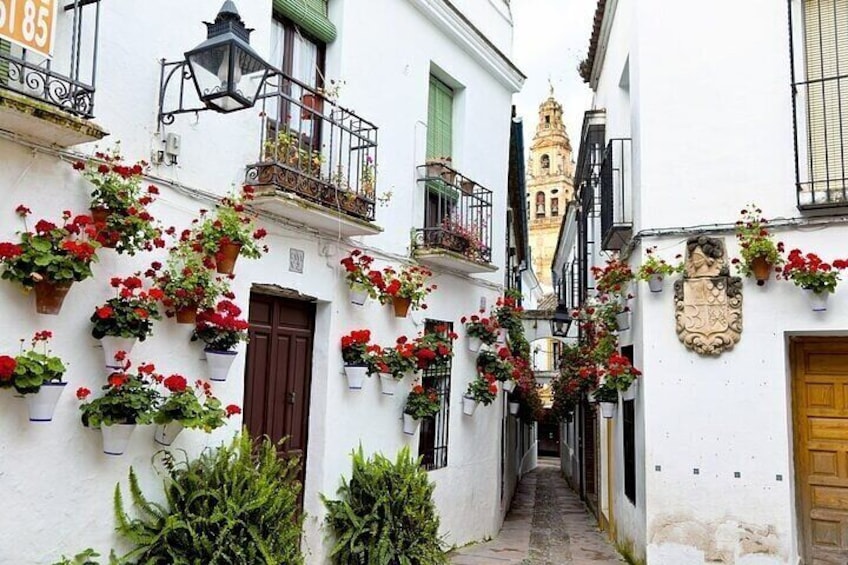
0, 0, 57, 58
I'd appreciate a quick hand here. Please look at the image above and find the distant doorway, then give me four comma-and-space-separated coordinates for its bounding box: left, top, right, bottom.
538, 411, 560, 457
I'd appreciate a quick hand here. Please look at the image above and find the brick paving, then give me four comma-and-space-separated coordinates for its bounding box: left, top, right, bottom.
450, 459, 625, 565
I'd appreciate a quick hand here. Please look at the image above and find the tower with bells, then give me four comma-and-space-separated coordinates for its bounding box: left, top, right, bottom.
526, 88, 575, 292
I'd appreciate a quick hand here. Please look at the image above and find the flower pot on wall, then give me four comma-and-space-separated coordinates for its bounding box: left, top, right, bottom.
34, 280, 73, 315
101, 336, 137, 369
300, 93, 323, 120
215, 242, 242, 275
379, 373, 400, 396
751, 256, 772, 286
462, 395, 478, 416
90, 207, 118, 248
616, 311, 631, 331
648, 274, 664, 293
599, 401, 617, 419
621, 381, 637, 401
25, 382, 67, 422
206, 349, 237, 381
175, 303, 198, 324
349, 287, 368, 306
501, 379, 516, 394
154, 422, 184, 446
392, 297, 412, 318
101, 423, 136, 455
467, 336, 482, 353
344, 365, 368, 390
402, 413, 419, 435
508, 401, 519, 416
496, 329, 509, 345
806, 289, 829, 312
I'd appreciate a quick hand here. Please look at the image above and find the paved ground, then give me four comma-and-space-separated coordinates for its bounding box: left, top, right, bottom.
450, 458, 625, 565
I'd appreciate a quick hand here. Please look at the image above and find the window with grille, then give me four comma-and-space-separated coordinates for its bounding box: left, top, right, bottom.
790, 0, 848, 206
418, 320, 452, 471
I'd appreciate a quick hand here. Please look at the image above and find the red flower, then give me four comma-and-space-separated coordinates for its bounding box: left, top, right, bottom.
108, 373, 126, 388
148, 185, 159, 195
15, 205, 31, 217
72, 161, 86, 170
33, 330, 52, 341
96, 305, 114, 319
34, 220, 56, 233
163, 374, 188, 393
138, 363, 156, 375
76, 387, 91, 400
0, 355, 16, 380
97, 164, 110, 174
0, 242, 23, 259
134, 308, 149, 319
412, 384, 424, 394
114, 350, 127, 362
225, 404, 242, 417
253, 228, 267, 239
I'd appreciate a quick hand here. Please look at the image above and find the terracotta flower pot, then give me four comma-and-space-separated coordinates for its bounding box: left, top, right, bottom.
750, 256, 772, 286
300, 93, 323, 120
392, 296, 412, 318
175, 303, 198, 324
215, 242, 243, 275
90, 207, 118, 248
34, 280, 73, 315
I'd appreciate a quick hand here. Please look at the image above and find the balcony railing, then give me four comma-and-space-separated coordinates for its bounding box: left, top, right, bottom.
414, 163, 493, 267
245, 72, 379, 224
0, 0, 100, 118
600, 138, 633, 251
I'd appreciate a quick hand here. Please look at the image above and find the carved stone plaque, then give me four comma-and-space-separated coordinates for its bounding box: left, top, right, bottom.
674, 236, 742, 355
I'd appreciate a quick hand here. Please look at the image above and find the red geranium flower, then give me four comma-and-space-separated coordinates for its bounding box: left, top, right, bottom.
225, 404, 241, 417
96, 305, 113, 319
163, 374, 188, 393
76, 387, 91, 400
0, 355, 16, 380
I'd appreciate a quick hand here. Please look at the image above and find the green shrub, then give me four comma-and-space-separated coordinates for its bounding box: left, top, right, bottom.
115, 432, 304, 565
322, 446, 447, 565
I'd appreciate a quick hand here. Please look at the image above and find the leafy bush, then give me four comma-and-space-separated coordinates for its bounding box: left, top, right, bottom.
323, 446, 447, 565
115, 432, 304, 565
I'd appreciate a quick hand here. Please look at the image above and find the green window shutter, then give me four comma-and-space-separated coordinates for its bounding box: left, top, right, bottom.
273, 0, 337, 43
0, 40, 9, 85
427, 76, 453, 160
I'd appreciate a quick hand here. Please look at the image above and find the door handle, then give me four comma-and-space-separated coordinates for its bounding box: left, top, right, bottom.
288, 391, 296, 405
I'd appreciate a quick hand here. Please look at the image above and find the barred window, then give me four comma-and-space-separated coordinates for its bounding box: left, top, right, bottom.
791, 0, 848, 206
418, 320, 452, 471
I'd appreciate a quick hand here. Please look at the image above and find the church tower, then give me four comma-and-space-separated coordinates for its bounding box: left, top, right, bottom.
526, 90, 575, 292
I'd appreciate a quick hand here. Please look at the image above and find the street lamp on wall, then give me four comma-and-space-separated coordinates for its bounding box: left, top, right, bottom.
550, 305, 572, 338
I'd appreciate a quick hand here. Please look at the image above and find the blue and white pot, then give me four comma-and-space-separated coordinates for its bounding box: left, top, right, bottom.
807, 289, 829, 312
379, 373, 401, 396
154, 422, 184, 446
101, 423, 136, 455
402, 413, 419, 435
101, 336, 136, 370
344, 365, 369, 390
206, 349, 237, 382
26, 382, 67, 422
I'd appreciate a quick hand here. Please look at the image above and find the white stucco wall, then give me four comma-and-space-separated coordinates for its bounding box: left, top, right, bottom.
0, 1, 528, 563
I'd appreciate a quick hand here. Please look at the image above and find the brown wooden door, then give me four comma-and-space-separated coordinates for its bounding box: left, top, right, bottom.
244, 293, 315, 475
792, 338, 848, 564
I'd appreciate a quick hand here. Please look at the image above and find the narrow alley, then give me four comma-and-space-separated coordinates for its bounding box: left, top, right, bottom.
450, 459, 626, 565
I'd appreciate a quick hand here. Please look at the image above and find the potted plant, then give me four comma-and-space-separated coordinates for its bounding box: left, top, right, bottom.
192, 299, 249, 381
463, 374, 498, 416
151, 242, 230, 324
424, 156, 456, 185
0, 331, 67, 421
615, 304, 631, 332
733, 205, 783, 286
476, 347, 516, 392
380, 264, 436, 317
593, 382, 619, 419
300, 91, 324, 120
403, 383, 440, 435
0, 208, 99, 314
72, 148, 163, 254
153, 374, 238, 446
340, 249, 384, 305
606, 352, 641, 401
780, 249, 848, 311
196, 186, 269, 275
77, 357, 162, 455
412, 326, 456, 371
91, 275, 163, 369
370, 337, 418, 396
494, 293, 524, 344
636, 246, 683, 293
592, 257, 634, 299
341, 329, 374, 390
461, 312, 499, 352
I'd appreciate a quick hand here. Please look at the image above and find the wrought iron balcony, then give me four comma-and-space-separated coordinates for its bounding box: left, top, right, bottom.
413, 163, 495, 274
0, 0, 105, 146
600, 138, 633, 251
245, 72, 380, 237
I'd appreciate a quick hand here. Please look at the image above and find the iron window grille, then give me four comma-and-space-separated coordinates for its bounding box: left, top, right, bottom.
0, 0, 101, 118
600, 138, 633, 251
419, 320, 452, 471
789, 0, 848, 208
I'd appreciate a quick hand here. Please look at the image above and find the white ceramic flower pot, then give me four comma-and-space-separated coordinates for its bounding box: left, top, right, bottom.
101, 336, 137, 369
648, 274, 664, 293
344, 365, 369, 390
380, 373, 400, 396
349, 287, 368, 306
462, 395, 478, 416
807, 289, 829, 312
501, 379, 516, 393
206, 349, 237, 382
101, 423, 136, 456
616, 311, 631, 331
154, 422, 184, 446
599, 401, 617, 419
509, 401, 520, 415
620, 381, 637, 401
496, 329, 509, 345
402, 413, 419, 435
467, 336, 482, 353
26, 382, 67, 422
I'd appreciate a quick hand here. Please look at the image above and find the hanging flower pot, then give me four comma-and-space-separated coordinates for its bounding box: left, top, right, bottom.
462, 395, 478, 416
101, 423, 137, 455
175, 303, 199, 324
616, 311, 631, 331
620, 380, 637, 401
392, 296, 412, 318
215, 242, 243, 275
599, 401, 617, 419
806, 289, 829, 312
402, 413, 419, 435
300, 93, 323, 120
648, 274, 664, 293
349, 286, 369, 306
751, 256, 772, 286
25, 382, 67, 422
154, 422, 184, 446
508, 401, 520, 416
34, 280, 73, 315
90, 207, 119, 249
379, 373, 400, 396
206, 349, 238, 381
101, 336, 137, 369
344, 365, 369, 390
496, 328, 509, 345
501, 379, 516, 394
467, 336, 482, 353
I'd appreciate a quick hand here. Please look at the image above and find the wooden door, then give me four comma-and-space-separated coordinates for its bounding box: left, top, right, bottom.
244, 293, 315, 477
792, 338, 848, 564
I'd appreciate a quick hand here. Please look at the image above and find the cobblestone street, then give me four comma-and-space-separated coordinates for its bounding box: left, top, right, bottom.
450, 459, 625, 565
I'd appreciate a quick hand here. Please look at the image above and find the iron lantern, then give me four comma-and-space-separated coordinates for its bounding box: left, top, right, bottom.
550, 305, 572, 337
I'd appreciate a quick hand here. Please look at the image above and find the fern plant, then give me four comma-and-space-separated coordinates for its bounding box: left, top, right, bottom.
114, 432, 304, 565
322, 446, 447, 565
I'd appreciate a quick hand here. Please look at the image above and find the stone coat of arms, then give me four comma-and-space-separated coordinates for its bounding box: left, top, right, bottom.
673, 236, 742, 356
